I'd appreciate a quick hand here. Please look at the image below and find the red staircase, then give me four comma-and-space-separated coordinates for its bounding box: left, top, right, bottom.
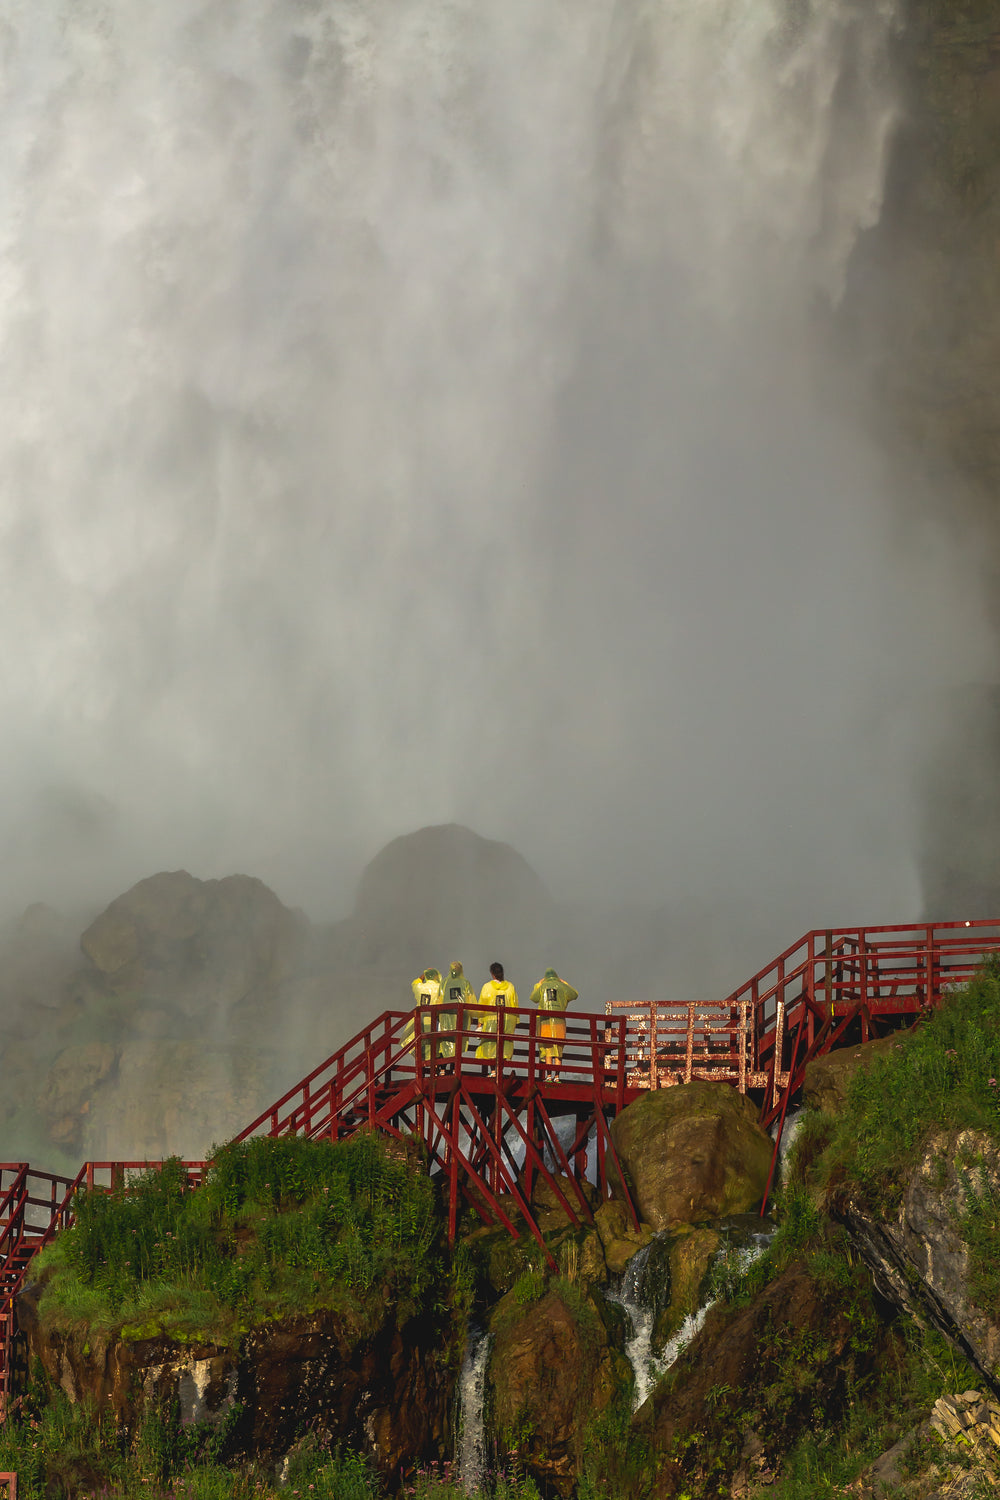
1, 917, 997, 1420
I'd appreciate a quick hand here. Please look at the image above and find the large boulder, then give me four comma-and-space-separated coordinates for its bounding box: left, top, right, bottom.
837, 1129, 1000, 1397
488, 1286, 628, 1497
609, 1082, 773, 1231
350, 824, 554, 968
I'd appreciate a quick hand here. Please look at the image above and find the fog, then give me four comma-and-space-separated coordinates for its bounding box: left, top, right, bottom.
0, 0, 992, 965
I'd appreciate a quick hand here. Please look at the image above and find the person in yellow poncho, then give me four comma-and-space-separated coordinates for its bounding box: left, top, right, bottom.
404, 968, 443, 1058
475, 962, 519, 1065
529, 967, 579, 1079
440, 959, 475, 1061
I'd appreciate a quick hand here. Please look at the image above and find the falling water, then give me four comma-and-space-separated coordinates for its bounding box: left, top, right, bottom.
456, 1323, 492, 1495
0, 0, 965, 950
610, 1223, 776, 1411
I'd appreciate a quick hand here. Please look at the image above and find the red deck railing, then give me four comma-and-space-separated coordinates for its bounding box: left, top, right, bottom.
2, 917, 999, 1421
608, 919, 1000, 1116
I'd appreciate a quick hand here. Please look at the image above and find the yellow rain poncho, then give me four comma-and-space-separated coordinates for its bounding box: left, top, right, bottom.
403, 968, 443, 1056
475, 977, 519, 1062
439, 960, 474, 1060
529, 968, 579, 1071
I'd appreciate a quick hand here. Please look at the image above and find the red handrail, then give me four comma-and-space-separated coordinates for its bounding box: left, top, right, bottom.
2, 916, 999, 1424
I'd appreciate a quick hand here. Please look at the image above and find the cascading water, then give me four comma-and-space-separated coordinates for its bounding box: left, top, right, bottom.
609, 1220, 776, 1412
0, 0, 968, 951
456, 1323, 492, 1496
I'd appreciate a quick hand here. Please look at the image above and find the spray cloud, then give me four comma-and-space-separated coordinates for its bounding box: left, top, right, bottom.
0, 0, 990, 969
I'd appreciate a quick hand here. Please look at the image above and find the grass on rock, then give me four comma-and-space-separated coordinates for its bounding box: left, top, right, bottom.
36, 1131, 442, 1342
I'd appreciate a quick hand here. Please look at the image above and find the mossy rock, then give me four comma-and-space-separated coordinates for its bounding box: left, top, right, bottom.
488, 1284, 622, 1496
461, 1225, 534, 1298
609, 1081, 773, 1231
803, 1034, 903, 1115
550, 1226, 608, 1288
653, 1227, 720, 1352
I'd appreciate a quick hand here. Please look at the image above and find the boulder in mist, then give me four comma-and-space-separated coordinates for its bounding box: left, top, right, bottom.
351, 823, 554, 968
79, 871, 306, 1020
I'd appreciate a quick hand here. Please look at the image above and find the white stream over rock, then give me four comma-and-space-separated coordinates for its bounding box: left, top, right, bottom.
609, 1223, 776, 1412
456, 1323, 492, 1496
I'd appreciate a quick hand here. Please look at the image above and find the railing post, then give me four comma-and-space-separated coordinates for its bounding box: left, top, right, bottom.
616, 1016, 626, 1105
649, 1002, 658, 1091
685, 1004, 694, 1084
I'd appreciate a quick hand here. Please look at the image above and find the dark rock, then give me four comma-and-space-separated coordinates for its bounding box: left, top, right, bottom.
22, 1300, 455, 1480
635, 1260, 892, 1498
488, 1285, 628, 1497
835, 1129, 1000, 1396
609, 1081, 773, 1231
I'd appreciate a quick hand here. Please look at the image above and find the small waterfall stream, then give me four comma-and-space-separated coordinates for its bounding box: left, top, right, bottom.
456, 1322, 492, 1496
609, 1220, 776, 1412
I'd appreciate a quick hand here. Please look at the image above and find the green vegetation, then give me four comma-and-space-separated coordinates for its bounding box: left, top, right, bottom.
811, 959, 1000, 1214
707, 1183, 822, 1308
0, 1386, 544, 1499
776, 960, 1000, 1313
764, 1324, 980, 1500
36, 1132, 442, 1342
690, 961, 1000, 1499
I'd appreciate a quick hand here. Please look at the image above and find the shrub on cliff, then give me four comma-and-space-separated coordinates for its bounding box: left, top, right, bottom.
813, 958, 1000, 1214
36, 1131, 443, 1339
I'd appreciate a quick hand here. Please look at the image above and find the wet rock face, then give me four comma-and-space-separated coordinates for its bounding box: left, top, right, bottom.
20, 1299, 455, 1479
609, 1082, 773, 1231
82, 1042, 272, 1161
38, 1041, 117, 1151
80, 870, 305, 1018
488, 1286, 627, 1498
837, 1130, 1000, 1395
635, 1260, 891, 1499
654, 1227, 721, 1350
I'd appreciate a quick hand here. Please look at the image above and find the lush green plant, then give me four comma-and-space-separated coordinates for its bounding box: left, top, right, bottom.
764, 1323, 980, 1499
37, 1133, 443, 1340
816, 959, 1000, 1214
708, 1182, 821, 1306
510, 1269, 546, 1307
0, 1382, 549, 1500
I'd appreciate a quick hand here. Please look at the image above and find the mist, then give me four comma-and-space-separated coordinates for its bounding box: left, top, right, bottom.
0, 0, 992, 971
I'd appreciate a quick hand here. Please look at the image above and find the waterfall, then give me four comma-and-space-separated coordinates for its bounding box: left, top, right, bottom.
0, 0, 963, 951
610, 1221, 776, 1412
456, 1322, 492, 1496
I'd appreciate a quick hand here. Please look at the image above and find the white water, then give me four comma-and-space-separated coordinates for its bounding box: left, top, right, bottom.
1, 0, 987, 948
456, 1323, 492, 1495
610, 1226, 775, 1411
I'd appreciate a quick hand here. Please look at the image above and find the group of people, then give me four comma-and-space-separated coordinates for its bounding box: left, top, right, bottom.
404, 960, 579, 1080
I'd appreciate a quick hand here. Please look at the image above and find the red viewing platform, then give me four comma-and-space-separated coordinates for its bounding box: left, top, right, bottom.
1, 917, 997, 1417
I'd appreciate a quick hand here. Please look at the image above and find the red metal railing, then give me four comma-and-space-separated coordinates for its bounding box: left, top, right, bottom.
3, 917, 1000, 1422
236, 1003, 632, 1144
0, 1161, 204, 1419
608, 920, 1000, 1111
